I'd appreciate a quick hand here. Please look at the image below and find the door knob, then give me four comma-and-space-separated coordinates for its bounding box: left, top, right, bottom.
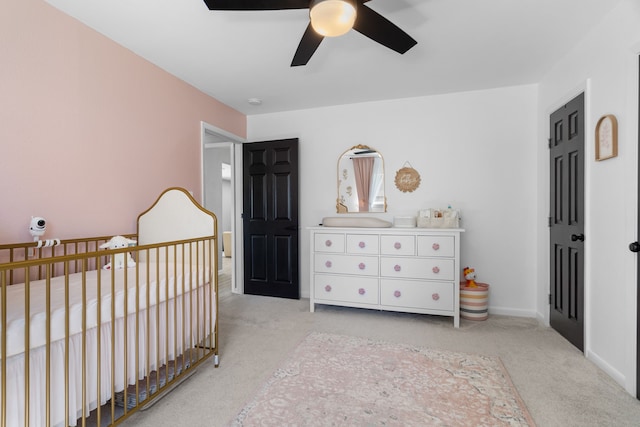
630, 242, 640, 253
571, 233, 585, 242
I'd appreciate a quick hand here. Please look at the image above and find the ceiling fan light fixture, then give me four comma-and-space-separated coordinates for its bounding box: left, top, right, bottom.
309, 0, 357, 37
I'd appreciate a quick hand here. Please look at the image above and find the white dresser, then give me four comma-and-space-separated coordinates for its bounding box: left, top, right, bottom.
309, 227, 464, 327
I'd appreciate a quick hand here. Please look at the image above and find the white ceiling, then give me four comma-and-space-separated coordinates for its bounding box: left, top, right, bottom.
45, 0, 622, 115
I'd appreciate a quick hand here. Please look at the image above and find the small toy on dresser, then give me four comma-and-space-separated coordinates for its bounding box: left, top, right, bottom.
463, 266, 478, 288
100, 235, 137, 270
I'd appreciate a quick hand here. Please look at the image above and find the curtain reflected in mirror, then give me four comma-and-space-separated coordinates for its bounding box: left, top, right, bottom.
337, 145, 386, 213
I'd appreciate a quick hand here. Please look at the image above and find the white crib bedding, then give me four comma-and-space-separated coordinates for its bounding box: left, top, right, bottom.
2, 262, 211, 357
0, 262, 215, 427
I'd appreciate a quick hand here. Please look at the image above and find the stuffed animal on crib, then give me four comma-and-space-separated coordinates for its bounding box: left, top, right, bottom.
463, 266, 478, 288
100, 235, 137, 270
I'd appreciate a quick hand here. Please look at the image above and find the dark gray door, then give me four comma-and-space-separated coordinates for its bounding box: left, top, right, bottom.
632, 55, 640, 399
242, 138, 299, 299
549, 92, 585, 351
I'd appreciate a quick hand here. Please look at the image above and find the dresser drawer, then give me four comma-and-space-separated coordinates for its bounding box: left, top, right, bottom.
380, 235, 416, 255
314, 254, 379, 276
417, 235, 454, 257
314, 275, 379, 305
380, 257, 454, 280
314, 233, 345, 253
380, 279, 454, 311
346, 234, 379, 254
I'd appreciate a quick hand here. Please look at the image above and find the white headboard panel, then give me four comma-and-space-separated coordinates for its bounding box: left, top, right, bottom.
137, 187, 217, 245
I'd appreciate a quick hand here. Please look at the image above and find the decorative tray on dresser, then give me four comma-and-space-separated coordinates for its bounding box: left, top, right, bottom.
308, 227, 464, 327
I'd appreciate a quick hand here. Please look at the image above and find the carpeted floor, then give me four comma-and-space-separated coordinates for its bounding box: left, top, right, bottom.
120, 257, 640, 427
230, 332, 535, 426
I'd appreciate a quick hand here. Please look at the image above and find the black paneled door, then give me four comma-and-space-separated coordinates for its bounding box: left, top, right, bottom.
549, 93, 585, 351
634, 55, 640, 399
242, 138, 299, 299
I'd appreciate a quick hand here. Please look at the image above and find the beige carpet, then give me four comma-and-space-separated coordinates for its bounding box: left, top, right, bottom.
230, 332, 534, 426
119, 257, 640, 427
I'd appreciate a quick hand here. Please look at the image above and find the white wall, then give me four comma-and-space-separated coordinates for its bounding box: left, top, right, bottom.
248, 84, 539, 317
536, 0, 640, 395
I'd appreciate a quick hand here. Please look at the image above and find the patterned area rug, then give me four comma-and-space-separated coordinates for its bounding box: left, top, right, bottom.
230, 332, 535, 426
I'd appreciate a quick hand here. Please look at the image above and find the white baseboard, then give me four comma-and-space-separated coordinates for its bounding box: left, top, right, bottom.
586, 348, 627, 389
535, 311, 549, 326
488, 306, 537, 318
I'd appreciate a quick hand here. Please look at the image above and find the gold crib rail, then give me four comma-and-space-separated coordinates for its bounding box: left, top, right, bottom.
0, 235, 138, 285
0, 235, 218, 427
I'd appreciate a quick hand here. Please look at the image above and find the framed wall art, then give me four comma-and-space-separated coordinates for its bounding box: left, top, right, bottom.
595, 114, 618, 161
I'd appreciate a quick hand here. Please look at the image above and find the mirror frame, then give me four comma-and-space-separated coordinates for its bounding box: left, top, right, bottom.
336, 144, 387, 213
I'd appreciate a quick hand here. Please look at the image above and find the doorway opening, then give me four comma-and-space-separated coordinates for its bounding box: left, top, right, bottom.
201, 122, 245, 295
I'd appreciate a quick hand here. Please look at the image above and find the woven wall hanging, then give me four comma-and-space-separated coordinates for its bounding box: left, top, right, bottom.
394, 162, 421, 193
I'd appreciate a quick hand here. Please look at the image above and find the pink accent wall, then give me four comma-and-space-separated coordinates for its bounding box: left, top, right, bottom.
0, 0, 246, 243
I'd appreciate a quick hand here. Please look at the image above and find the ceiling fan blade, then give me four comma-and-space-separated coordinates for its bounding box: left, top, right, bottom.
202, 0, 310, 10
352, 4, 417, 54
291, 23, 324, 67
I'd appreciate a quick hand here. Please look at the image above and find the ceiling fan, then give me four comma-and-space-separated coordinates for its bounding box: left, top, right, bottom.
202, 0, 417, 66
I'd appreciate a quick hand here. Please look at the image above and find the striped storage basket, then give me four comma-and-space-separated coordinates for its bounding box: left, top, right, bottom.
460, 282, 489, 320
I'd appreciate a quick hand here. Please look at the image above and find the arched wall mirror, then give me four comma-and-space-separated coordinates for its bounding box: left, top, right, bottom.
337, 145, 386, 213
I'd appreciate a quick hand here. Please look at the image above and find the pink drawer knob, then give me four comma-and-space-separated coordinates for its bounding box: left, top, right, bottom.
394, 264, 401, 272
432, 266, 440, 274
432, 243, 440, 251
358, 262, 366, 270
394, 242, 401, 249
432, 293, 440, 301
325, 240, 332, 247
325, 260, 332, 268
325, 285, 332, 292
358, 288, 366, 295
359, 241, 366, 248
394, 290, 401, 298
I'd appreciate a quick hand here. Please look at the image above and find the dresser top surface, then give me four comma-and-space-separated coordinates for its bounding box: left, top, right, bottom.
308, 226, 464, 233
